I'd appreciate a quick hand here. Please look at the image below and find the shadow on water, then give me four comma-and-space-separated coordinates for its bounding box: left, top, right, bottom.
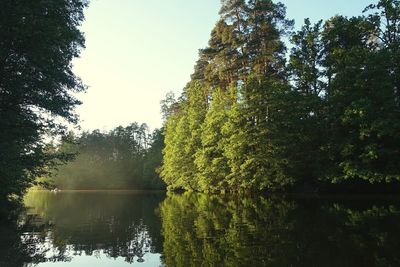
1, 191, 400, 266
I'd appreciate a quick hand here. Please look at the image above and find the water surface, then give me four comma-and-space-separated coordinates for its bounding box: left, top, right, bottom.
1, 191, 400, 266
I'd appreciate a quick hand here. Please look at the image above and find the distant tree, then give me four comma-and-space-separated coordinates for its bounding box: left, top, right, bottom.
0, 0, 88, 201
52, 124, 165, 190
142, 128, 166, 189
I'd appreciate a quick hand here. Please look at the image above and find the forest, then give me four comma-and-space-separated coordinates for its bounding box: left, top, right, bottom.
160, 0, 400, 193
0, 0, 400, 203
48, 124, 165, 190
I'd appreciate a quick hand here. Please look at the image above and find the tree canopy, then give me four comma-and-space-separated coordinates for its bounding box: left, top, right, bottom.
0, 0, 88, 201
50, 124, 165, 190
160, 0, 400, 193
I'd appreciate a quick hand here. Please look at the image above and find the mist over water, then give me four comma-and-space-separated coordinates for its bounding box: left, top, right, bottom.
50, 125, 165, 191
1, 191, 400, 266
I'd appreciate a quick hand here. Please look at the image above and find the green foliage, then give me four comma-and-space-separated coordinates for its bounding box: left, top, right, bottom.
223, 77, 295, 191
194, 88, 232, 191
159, 193, 400, 267
322, 0, 400, 182
161, 112, 193, 189
51, 124, 165, 190
160, 82, 208, 190
161, 0, 295, 192
0, 0, 88, 200
161, 0, 400, 193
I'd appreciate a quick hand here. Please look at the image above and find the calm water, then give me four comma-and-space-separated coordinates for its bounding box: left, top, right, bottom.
1, 191, 400, 267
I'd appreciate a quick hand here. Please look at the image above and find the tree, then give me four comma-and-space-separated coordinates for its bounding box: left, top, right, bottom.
51, 124, 165, 190
223, 77, 295, 191
160, 82, 208, 190
0, 0, 88, 201
161, 110, 192, 190
284, 19, 328, 185
246, 0, 293, 77
142, 128, 166, 189
194, 87, 232, 192
322, 0, 400, 183
161, 0, 400, 193
161, 0, 294, 192
218, 1, 293, 192
194, 20, 239, 90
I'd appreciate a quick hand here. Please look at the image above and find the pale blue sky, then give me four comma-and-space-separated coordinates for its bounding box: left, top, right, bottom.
73, 0, 372, 131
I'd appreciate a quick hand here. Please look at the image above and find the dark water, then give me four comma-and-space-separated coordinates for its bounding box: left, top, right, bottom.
1, 191, 400, 267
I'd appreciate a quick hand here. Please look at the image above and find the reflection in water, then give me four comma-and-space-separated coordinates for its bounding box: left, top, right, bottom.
159, 193, 400, 267
0, 190, 165, 266
1, 191, 400, 266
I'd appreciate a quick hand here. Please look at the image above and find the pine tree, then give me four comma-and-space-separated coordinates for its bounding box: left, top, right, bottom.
161, 82, 208, 190
223, 77, 294, 191
195, 87, 232, 192
219, 0, 293, 191
246, 0, 293, 77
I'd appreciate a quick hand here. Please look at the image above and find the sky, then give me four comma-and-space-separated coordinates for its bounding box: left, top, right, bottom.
72, 0, 372, 132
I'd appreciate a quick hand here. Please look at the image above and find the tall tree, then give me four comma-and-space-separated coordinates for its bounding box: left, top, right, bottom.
322, 0, 400, 183
284, 19, 328, 185
219, 0, 293, 191
162, 0, 294, 192
194, 20, 239, 90
246, 0, 293, 77
161, 82, 208, 190
161, 0, 400, 193
0, 0, 88, 201
223, 77, 294, 191
194, 87, 233, 192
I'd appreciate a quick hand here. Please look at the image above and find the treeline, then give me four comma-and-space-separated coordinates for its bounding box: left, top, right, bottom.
160, 0, 400, 192
50, 123, 165, 190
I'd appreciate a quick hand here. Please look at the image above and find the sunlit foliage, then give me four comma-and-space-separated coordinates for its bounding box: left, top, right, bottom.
161, 0, 400, 192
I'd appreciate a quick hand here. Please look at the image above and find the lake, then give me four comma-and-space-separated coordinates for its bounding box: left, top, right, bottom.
1, 191, 400, 267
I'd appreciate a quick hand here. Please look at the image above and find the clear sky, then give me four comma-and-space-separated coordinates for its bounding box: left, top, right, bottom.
72, 0, 372, 131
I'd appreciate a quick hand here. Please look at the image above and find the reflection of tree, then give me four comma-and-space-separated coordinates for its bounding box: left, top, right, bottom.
3, 192, 400, 266
0, 207, 71, 267
159, 193, 295, 267
19, 191, 164, 264
325, 203, 400, 266
160, 193, 400, 267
